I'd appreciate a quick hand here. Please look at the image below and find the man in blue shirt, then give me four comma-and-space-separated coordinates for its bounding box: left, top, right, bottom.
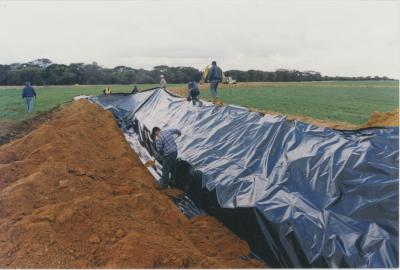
151, 127, 182, 189
21, 82, 37, 113
206, 61, 223, 101
187, 81, 203, 106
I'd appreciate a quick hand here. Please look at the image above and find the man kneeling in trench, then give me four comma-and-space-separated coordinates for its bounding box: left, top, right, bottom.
151, 127, 181, 189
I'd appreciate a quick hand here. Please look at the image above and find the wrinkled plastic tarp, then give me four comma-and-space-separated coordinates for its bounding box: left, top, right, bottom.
90, 89, 399, 268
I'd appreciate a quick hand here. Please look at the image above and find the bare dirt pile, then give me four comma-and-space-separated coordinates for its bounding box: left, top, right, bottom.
365, 108, 399, 127
0, 100, 263, 268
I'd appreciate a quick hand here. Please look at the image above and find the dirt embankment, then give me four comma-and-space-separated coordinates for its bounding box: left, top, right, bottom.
366, 108, 399, 127
0, 100, 263, 268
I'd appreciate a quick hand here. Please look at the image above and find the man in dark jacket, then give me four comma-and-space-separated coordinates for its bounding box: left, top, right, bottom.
21, 82, 36, 113
206, 61, 223, 101
131, 85, 139, 94
187, 81, 202, 106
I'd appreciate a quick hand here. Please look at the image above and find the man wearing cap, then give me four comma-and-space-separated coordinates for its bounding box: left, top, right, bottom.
151, 127, 182, 189
160, 74, 167, 90
21, 82, 37, 113
206, 61, 223, 101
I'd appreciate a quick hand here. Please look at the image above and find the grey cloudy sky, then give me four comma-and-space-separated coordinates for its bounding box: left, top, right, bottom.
0, 0, 399, 77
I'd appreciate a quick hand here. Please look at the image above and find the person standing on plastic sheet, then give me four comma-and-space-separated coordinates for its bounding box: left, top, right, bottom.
21, 82, 37, 113
187, 81, 203, 107
206, 61, 223, 102
151, 127, 181, 190
160, 74, 167, 90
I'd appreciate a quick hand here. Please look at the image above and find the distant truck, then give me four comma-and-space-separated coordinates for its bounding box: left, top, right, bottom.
222, 76, 237, 84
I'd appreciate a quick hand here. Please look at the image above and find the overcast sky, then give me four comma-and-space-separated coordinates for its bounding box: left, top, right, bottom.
0, 0, 399, 77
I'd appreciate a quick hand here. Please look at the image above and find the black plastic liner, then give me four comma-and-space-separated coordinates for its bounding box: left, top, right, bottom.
90, 89, 399, 268
170, 193, 206, 219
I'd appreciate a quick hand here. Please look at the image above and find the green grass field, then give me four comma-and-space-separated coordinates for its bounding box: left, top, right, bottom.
201, 81, 399, 124
0, 81, 398, 125
0, 84, 177, 122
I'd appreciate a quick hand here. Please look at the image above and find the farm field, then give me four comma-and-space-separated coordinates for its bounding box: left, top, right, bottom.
197, 80, 399, 125
0, 84, 176, 122
0, 81, 398, 126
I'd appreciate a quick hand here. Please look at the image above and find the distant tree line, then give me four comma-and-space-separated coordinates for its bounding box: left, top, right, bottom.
0, 58, 393, 85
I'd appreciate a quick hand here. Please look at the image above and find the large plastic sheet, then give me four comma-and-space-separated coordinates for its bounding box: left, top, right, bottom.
90, 89, 399, 268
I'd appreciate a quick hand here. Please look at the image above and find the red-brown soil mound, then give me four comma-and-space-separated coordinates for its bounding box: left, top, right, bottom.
366, 108, 399, 127
0, 100, 264, 268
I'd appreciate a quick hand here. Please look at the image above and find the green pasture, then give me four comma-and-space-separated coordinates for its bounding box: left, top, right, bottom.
202, 81, 399, 124
0, 81, 398, 125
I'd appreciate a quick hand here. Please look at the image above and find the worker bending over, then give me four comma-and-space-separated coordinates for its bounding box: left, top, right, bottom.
187, 81, 203, 106
151, 127, 181, 189
131, 85, 139, 94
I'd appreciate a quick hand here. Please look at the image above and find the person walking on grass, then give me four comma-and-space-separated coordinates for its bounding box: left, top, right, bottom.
206, 61, 223, 102
21, 82, 36, 113
160, 74, 167, 90
151, 126, 181, 189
